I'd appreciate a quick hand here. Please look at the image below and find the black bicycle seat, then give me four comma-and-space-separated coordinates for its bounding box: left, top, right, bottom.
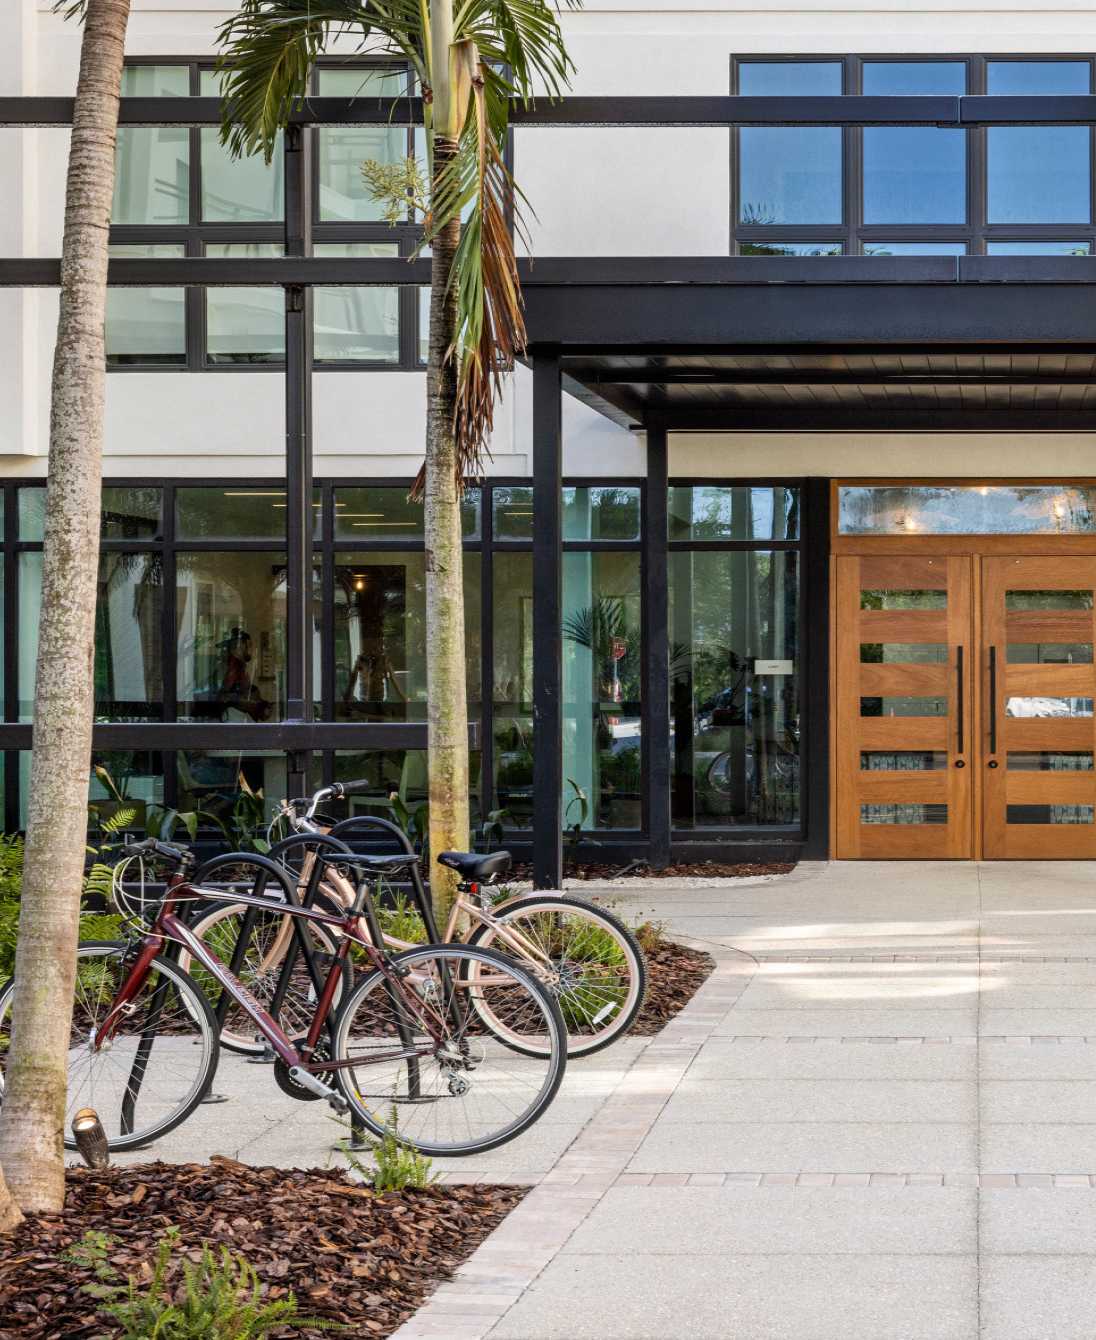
316, 851, 420, 873
436, 851, 511, 882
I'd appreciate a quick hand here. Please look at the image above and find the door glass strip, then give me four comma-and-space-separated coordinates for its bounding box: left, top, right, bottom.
861, 803, 948, 825
860, 643, 948, 663
1005, 590, 1094, 610
1007, 751, 1095, 771
861, 696, 949, 716
860, 589, 947, 610
861, 751, 948, 770
1007, 643, 1094, 664
1007, 805, 1095, 825
1005, 697, 1094, 718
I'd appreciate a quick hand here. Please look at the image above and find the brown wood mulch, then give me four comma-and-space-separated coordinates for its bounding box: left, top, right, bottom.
509, 859, 796, 881
630, 936, 715, 1035
0, 1160, 525, 1339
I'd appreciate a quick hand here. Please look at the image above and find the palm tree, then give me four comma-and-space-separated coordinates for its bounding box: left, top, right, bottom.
216, 0, 576, 915
0, 0, 132, 1224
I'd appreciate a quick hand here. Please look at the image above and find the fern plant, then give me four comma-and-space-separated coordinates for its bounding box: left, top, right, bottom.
339, 1108, 436, 1192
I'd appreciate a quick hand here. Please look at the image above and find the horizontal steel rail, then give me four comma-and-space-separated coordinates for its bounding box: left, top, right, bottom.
7, 94, 1096, 127
0, 722, 479, 749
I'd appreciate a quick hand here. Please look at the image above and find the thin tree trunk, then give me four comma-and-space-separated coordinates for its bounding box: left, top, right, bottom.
424, 134, 470, 920
0, 0, 130, 1218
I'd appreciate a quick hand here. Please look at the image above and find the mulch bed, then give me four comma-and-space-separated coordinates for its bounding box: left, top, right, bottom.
630, 935, 715, 1034
510, 859, 796, 881
0, 1159, 525, 1339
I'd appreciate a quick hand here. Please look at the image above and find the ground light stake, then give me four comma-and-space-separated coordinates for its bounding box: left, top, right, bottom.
71, 1107, 109, 1168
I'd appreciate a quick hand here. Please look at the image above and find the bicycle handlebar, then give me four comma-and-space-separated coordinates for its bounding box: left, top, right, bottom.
123, 837, 192, 866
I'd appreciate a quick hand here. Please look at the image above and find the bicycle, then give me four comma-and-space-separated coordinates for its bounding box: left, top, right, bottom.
182, 781, 647, 1059
0, 837, 567, 1157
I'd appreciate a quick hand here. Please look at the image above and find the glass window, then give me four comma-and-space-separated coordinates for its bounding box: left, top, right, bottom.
175, 553, 287, 722
839, 485, 1096, 535
1008, 752, 1094, 770
89, 751, 165, 822
313, 243, 400, 363
987, 241, 1091, 255
563, 487, 641, 541
862, 804, 948, 825
418, 285, 430, 363
102, 487, 162, 540
493, 552, 534, 825
178, 750, 289, 834
861, 696, 948, 717
861, 751, 948, 770
317, 67, 410, 222
563, 552, 642, 830
106, 244, 186, 366
860, 589, 946, 610
739, 242, 843, 256
18, 488, 44, 541
1008, 643, 1093, 664
198, 70, 283, 222
177, 489, 287, 541
113, 65, 191, 225
1006, 696, 1094, 719
332, 552, 480, 721
863, 242, 967, 256
333, 487, 480, 540
862, 63, 966, 225
861, 643, 947, 663
493, 487, 533, 540
670, 550, 799, 828
1007, 805, 1094, 825
205, 244, 285, 364
738, 62, 843, 226
668, 486, 799, 541
987, 61, 1091, 95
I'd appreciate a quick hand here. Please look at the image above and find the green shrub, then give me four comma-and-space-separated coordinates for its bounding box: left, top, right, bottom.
340, 1108, 436, 1192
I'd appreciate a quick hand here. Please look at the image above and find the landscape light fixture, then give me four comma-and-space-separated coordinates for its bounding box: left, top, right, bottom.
71, 1107, 109, 1169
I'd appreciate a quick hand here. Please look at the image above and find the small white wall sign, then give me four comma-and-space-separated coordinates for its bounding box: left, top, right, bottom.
754, 659, 794, 675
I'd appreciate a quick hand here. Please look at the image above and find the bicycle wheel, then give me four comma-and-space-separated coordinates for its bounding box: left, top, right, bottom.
466, 894, 647, 1057
0, 941, 218, 1152
332, 943, 566, 1157
180, 903, 348, 1055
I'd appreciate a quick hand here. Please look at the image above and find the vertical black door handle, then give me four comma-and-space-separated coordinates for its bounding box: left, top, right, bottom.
988, 645, 998, 756
956, 645, 964, 756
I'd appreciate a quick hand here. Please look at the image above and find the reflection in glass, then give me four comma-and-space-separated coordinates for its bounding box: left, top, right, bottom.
988, 127, 1090, 224
861, 804, 947, 824
861, 697, 948, 716
205, 244, 285, 364
493, 487, 534, 540
668, 487, 799, 541
840, 485, 1096, 536
1007, 752, 1095, 770
563, 552, 642, 829
988, 241, 1091, 255
332, 553, 480, 722
563, 488, 641, 541
317, 68, 409, 221
177, 489, 287, 540
313, 243, 400, 363
89, 752, 164, 827
864, 242, 967, 255
670, 550, 799, 828
102, 487, 162, 540
199, 70, 283, 221
106, 244, 186, 365
1007, 805, 1094, 825
113, 66, 190, 225
175, 553, 287, 722
860, 589, 946, 610
1006, 590, 1093, 610
740, 242, 842, 256
987, 61, 1091, 95
493, 553, 533, 826
333, 488, 480, 540
861, 643, 947, 663
1007, 643, 1093, 664
1006, 697, 1094, 718
178, 751, 289, 833
861, 751, 948, 770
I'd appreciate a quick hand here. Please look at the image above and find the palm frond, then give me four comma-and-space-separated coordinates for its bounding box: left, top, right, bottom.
459, 0, 575, 102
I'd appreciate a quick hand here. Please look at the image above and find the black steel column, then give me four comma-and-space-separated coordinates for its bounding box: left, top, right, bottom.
801, 477, 831, 859
643, 424, 671, 867
284, 124, 314, 797
532, 349, 563, 888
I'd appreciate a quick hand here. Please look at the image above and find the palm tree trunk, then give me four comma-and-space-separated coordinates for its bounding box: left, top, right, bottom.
0, 0, 131, 1218
424, 133, 471, 921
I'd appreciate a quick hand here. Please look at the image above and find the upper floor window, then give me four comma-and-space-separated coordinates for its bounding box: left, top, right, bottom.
732, 55, 1096, 256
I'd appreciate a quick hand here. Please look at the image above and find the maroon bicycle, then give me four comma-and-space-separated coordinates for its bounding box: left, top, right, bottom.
0, 828, 567, 1158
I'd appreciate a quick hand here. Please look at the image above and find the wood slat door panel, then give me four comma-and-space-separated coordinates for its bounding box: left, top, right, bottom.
835, 555, 972, 859
982, 556, 1096, 858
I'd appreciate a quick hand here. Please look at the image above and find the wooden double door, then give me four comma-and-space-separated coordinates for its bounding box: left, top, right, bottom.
836, 553, 1096, 859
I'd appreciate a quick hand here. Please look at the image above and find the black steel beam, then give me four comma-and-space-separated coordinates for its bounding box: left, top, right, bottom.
660, 409, 1096, 431
643, 426, 671, 869
7, 93, 1096, 128
532, 350, 563, 890
0, 723, 479, 750
578, 370, 1096, 388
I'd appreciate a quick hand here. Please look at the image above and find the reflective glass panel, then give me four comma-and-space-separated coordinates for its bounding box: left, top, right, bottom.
317, 67, 409, 221
988, 241, 1092, 255
1006, 590, 1093, 610
493, 487, 534, 540
178, 751, 292, 834
864, 242, 967, 255
987, 65, 1091, 224
564, 552, 642, 830
668, 487, 799, 541
669, 550, 799, 828
205, 244, 285, 364
1007, 643, 1093, 664
88, 752, 165, 826
175, 553, 287, 722
862, 62, 968, 95
493, 552, 534, 826
17, 488, 44, 541
1006, 696, 1094, 718
102, 487, 162, 540
199, 70, 283, 222
739, 242, 843, 256
419, 285, 430, 363
861, 697, 948, 716
861, 643, 948, 663
332, 552, 480, 721
177, 489, 286, 540
563, 488, 641, 541
861, 751, 948, 770
988, 61, 1091, 94
1008, 752, 1094, 770
106, 244, 186, 365
861, 803, 948, 824
1007, 805, 1094, 825
840, 485, 1096, 535
860, 589, 946, 610
113, 66, 191, 224
313, 243, 400, 363
333, 487, 480, 540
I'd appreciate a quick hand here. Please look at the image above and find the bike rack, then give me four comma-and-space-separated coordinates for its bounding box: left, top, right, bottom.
327, 814, 442, 944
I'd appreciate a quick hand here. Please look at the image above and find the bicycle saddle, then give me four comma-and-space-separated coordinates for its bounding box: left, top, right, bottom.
436, 850, 512, 882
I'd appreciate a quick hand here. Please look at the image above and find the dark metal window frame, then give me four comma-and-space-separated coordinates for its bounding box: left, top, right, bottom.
730, 53, 1096, 255
109, 56, 426, 373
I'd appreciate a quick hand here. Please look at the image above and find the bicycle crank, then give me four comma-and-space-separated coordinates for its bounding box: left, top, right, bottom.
273, 1040, 348, 1113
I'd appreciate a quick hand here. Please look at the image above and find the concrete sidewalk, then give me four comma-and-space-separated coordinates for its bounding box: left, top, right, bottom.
396, 860, 1096, 1340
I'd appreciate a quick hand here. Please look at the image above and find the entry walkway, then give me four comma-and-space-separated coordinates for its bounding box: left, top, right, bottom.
396, 860, 1096, 1340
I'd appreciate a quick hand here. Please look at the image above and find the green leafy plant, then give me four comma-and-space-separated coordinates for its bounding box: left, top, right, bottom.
339, 1109, 436, 1193
376, 892, 428, 946
481, 806, 512, 852
66, 1226, 337, 1338
386, 789, 429, 858
563, 778, 592, 859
